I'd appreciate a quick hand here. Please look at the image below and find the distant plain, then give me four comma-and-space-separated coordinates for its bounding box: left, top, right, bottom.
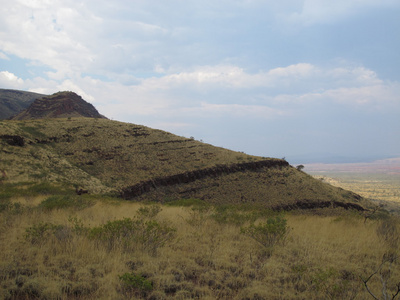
305, 157, 400, 213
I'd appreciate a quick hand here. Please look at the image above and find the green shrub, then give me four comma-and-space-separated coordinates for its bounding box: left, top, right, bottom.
311, 268, 358, 299
89, 218, 176, 255
89, 218, 136, 251
138, 220, 176, 255
0, 202, 23, 214
137, 204, 162, 218
25, 222, 61, 244
68, 216, 87, 235
119, 272, 153, 297
25, 222, 73, 244
241, 215, 289, 254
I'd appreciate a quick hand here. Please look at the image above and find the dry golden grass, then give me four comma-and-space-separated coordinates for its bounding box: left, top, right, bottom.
1, 196, 399, 299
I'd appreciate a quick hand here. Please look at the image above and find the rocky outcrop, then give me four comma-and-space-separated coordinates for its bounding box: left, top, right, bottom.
272, 199, 365, 212
0, 135, 25, 147
120, 159, 289, 199
12, 91, 106, 120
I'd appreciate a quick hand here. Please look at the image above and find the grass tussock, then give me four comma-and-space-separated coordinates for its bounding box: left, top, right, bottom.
1, 195, 399, 299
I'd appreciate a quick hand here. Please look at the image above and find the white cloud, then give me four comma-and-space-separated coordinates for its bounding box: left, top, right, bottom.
322, 83, 400, 109
2, 59, 397, 120
1, 0, 398, 159
0, 71, 24, 87
0, 0, 97, 78
136, 63, 317, 92
195, 102, 287, 119
285, 0, 400, 26
268, 63, 316, 77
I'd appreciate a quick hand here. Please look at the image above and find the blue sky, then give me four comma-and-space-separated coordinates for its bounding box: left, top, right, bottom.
1, 0, 399, 163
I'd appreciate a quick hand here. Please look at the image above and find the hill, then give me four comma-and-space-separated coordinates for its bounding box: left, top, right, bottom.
11, 91, 106, 120
0, 88, 45, 119
0, 116, 371, 211
0, 91, 395, 300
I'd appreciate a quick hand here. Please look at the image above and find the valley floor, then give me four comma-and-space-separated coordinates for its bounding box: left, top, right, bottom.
304, 158, 400, 214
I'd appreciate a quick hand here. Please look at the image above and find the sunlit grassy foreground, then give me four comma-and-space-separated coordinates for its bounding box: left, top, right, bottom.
1, 194, 399, 299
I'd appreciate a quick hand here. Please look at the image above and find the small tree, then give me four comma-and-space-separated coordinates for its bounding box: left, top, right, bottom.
241, 215, 289, 256
296, 165, 305, 171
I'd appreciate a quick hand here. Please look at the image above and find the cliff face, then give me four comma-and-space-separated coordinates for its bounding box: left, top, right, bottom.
12, 91, 106, 120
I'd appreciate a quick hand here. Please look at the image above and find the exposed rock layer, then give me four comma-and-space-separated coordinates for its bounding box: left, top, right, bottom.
121, 159, 289, 199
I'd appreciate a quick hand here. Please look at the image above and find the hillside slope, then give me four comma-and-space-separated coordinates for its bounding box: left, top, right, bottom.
0, 117, 371, 211
0, 89, 45, 120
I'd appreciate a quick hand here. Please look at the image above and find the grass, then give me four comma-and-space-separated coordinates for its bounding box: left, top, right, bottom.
38, 195, 94, 210
1, 195, 399, 299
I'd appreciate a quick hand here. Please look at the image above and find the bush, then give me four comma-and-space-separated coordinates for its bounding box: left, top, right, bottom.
89, 218, 176, 255
137, 204, 162, 218
139, 220, 176, 255
0, 201, 23, 214
241, 215, 289, 255
119, 272, 153, 297
88, 218, 137, 251
25, 222, 65, 245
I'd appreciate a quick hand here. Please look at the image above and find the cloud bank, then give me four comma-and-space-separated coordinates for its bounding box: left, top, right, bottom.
1, 0, 399, 162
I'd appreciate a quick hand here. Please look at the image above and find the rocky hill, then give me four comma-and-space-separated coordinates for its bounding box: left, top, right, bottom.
0, 115, 372, 212
0, 88, 45, 119
11, 91, 106, 120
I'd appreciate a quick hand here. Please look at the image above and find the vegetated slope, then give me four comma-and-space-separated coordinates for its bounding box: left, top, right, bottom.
0, 117, 372, 211
0, 88, 46, 120
12, 91, 107, 120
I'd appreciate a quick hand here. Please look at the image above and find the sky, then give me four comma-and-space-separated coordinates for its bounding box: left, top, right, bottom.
1, 0, 399, 163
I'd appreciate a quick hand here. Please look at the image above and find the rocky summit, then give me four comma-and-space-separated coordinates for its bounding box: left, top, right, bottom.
11, 91, 106, 120
0, 88, 45, 120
